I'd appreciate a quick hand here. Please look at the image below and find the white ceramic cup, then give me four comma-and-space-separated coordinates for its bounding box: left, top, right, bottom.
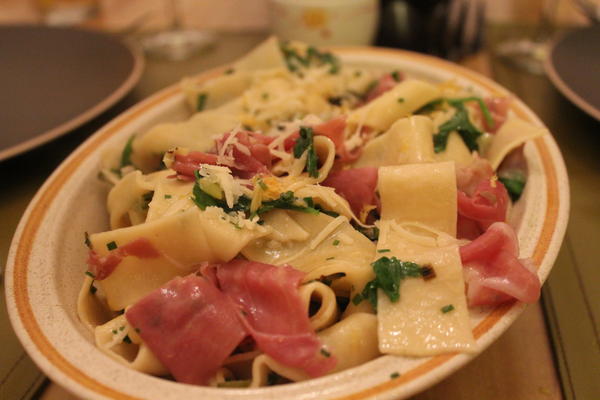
268, 0, 380, 47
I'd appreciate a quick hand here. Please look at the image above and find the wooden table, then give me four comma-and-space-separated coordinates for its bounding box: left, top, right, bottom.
1, 27, 599, 400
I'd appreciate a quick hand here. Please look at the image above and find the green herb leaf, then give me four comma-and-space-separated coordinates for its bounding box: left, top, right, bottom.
257, 178, 268, 191
106, 241, 118, 251
332, 239, 340, 246
280, 42, 340, 75
499, 176, 526, 202
441, 304, 455, 313
120, 135, 135, 169
192, 180, 221, 210
416, 98, 444, 114
391, 70, 401, 82
377, 249, 391, 253
256, 191, 320, 216
164, 194, 172, 199
354, 257, 424, 310
196, 92, 208, 112
293, 126, 319, 178
434, 99, 483, 153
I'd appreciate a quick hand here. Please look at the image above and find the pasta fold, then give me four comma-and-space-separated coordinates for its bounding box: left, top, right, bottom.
376, 221, 476, 356
378, 162, 457, 237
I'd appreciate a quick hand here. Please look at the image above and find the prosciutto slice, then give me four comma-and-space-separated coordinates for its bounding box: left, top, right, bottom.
321, 167, 379, 217
125, 275, 247, 385
215, 131, 275, 178
470, 97, 511, 133
313, 117, 362, 164
171, 130, 276, 180
216, 260, 336, 377
459, 222, 540, 307
457, 177, 510, 239
87, 238, 160, 280
364, 73, 402, 103
171, 151, 219, 181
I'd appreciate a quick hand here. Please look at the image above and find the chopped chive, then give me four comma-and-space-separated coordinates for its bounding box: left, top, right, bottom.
112, 329, 118, 335
85, 271, 95, 279
261, 92, 269, 100
320, 348, 331, 358
332, 239, 340, 246
164, 194, 172, 199
106, 241, 118, 251
441, 304, 455, 313
123, 335, 132, 344
89, 283, 97, 294
326, 256, 335, 261
391, 70, 401, 82
377, 249, 391, 253
196, 92, 208, 111
224, 68, 235, 75
84, 232, 91, 249
398, 97, 405, 103
119, 326, 125, 331
390, 372, 400, 379
257, 179, 268, 191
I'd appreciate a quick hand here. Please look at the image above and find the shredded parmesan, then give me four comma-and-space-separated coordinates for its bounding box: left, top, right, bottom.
309, 216, 347, 250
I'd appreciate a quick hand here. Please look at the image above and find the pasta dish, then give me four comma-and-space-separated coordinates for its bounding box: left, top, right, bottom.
77, 38, 546, 388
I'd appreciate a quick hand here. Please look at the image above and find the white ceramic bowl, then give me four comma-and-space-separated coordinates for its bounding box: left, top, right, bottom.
5, 48, 569, 400
268, 0, 380, 46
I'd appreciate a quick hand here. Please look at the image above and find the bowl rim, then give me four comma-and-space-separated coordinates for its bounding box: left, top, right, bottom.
5, 46, 570, 400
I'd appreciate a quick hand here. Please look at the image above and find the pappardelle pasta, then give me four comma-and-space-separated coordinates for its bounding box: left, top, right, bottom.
78, 37, 546, 388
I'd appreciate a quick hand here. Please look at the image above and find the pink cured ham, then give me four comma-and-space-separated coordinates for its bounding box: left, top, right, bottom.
125, 275, 247, 385
284, 118, 363, 165
455, 157, 494, 196
470, 97, 511, 133
216, 259, 337, 377
87, 238, 160, 280
215, 131, 275, 178
459, 222, 540, 307
171, 131, 276, 180
171, 151, 219, 181
457, 177, 510, 239
313, 117, 362, 164
364, 73, 402, 103
321, 167, 379, 217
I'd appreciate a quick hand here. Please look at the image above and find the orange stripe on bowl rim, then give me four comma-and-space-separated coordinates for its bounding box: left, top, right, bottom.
10, 49, 560, 400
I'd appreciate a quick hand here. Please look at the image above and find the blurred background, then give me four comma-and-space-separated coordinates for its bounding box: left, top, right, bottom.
1, 1, 598, 400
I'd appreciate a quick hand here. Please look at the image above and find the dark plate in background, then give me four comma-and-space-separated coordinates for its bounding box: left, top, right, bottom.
545, 24, 600, 121
0, 25, 144, 161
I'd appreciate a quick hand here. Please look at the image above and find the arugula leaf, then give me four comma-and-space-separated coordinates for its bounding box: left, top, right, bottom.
280, 42, 340, 74
255, 191, 320, 216
434, 100, 483, 153
120, 135, 135, 169
353, 257, 424, 310
192, 180, 221, 210
451, 96, 494, 129
416, 98, 444, 114
293, 126, 319, 178
499, 175, 526, 202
